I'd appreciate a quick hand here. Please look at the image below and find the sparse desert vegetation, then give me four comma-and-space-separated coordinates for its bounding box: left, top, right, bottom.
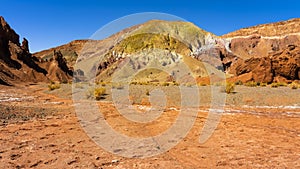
220, 82, 235, 94
244, 81, 260, 87
290, 82, 299, 89
48, 82, 61, 91
94, 87, 106, 100
86, 86, 106, 100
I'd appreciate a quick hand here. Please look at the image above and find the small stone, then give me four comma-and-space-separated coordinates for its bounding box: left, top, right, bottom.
112, 159, 119, 163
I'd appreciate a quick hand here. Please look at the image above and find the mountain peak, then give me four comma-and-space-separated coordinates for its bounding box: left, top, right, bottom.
0, 16, 20, 45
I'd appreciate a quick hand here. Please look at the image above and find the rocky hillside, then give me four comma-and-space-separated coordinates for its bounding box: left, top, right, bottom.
33, 40, 88, 68
37, 18, 300, 84
91, 21, 222, 83
0, 16, 73, 86
69, 20, 222, 83
3, 16, 299, 85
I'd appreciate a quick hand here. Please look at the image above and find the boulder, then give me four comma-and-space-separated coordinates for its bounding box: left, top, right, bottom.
229, 72, 254, 83
230, 57, 273, 83
271, 45, 300, 80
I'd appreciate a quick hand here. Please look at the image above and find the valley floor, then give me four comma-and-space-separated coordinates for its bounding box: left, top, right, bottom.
0, 84, 299, 168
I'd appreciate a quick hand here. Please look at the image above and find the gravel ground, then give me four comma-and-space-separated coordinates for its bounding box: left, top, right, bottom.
0, 84, 299, 168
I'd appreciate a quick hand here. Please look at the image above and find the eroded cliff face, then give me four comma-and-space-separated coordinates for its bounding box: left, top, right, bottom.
0, 16, 73, 85
223, 18, 300, 83
193, 18, 300, 83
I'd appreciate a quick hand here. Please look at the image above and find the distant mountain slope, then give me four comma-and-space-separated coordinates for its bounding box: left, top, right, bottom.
35, 20, 215, 68
36, 20, 220, 83
33, 40, 88, 68
84, 20, 221, 83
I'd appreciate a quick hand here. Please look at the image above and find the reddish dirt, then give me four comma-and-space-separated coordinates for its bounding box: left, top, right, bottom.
0, 84, 299, 168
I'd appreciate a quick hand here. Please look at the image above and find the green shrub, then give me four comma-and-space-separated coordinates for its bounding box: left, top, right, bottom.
48, 83, 60, 91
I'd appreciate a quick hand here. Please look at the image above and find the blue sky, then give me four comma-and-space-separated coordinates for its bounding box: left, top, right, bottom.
0, 0, 299, 52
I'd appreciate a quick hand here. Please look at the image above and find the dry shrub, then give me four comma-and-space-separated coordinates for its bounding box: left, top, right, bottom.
221, 83, 235, 94
244, 81, 259, 87
290, 82, 299, 89
146, 89, 150, 96
198, 82, 207, 86
48, 83, 60, 91
172, 81, 180, 86
277, 82, 287, 87
260, 83, 267, 87
235, 80, 243, 85
94, 87, 106, 100
86, 87, 106, 100
270, 83, 279, 88
162, 82, 169, 86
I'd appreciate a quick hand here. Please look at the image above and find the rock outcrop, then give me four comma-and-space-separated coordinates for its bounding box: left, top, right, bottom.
219, 18, 300, 83
271, 45, 300, 81
0, 16, 73, 85
229, 57, 273, 83
33, 39, 88, 67
227, 45, 300, 83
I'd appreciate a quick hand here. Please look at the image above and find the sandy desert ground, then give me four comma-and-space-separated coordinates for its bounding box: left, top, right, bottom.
0, 84, 299, 168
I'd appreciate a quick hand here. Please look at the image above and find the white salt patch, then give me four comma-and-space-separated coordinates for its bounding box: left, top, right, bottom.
169, 107, 179, 111
136, 105, 151, 111
242, 105, 300, 109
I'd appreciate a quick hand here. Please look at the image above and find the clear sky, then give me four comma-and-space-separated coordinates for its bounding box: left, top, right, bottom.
0, 0, 299, 52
